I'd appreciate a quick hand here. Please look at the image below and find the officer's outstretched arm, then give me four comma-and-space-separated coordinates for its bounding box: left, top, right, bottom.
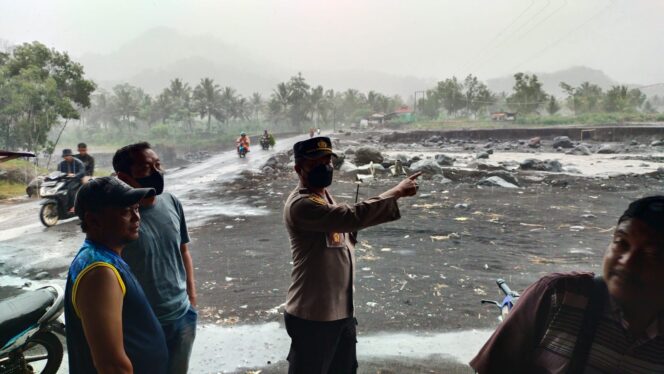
290, 196, 400, 233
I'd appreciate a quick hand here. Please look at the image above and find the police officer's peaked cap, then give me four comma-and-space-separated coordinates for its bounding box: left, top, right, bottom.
293, 137, 338, 160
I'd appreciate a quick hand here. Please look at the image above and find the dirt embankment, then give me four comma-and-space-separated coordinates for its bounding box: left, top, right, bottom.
379, 124, 664, 144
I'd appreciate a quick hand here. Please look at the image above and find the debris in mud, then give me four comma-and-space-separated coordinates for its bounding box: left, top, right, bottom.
528, 137, 541, 148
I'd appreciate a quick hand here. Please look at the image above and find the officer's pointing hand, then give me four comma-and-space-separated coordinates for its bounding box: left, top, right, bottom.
395, 171, 422, 198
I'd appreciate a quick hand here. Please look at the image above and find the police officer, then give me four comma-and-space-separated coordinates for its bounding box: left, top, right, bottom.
283, 136, 421, 373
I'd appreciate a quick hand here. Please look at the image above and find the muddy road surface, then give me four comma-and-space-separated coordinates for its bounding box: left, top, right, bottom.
2, 128, 664, 373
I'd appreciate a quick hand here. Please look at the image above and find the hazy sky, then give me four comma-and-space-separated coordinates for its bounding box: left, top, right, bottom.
1, 0, 663, 84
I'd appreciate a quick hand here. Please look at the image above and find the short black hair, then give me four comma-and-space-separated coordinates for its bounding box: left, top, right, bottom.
77, 142, 87, 149
112, 142, 152, 175
618, 195, 664, 233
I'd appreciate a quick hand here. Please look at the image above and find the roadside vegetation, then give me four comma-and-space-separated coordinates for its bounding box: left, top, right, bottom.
2, 41, 664, 200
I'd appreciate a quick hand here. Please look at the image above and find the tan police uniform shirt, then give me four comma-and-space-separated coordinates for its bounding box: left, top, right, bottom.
283, 186, 401, 321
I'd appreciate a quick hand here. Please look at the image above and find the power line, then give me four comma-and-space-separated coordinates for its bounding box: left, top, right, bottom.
509, 0, 616, 72
461, 0, 537, 69
510, 0, 568, 45
469, 0, 559, 73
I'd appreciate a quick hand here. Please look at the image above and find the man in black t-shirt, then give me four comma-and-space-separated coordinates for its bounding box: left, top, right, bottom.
75, 142, 95, 182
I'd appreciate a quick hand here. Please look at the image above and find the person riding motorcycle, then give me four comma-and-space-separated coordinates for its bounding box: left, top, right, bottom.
58, 148, 85, 211
236, 132, 250, 152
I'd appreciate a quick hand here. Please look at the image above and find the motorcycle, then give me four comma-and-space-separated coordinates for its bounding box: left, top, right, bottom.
481, 278, 520, 321
260, 137, 270, 150
38, 172, 78, 227
0, 285, 66, 374
237, 144, 248, 158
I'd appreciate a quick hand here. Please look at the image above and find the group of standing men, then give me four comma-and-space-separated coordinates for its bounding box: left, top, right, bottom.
62, 136, 420, 374
65, 142, 196, 373
61, 135, 664, 374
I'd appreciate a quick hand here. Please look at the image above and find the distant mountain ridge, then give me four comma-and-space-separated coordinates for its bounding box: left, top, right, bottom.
77, 28, 663, 99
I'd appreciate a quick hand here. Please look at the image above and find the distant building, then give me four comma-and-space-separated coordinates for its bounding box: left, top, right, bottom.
385, 106, 415, 123
491, 111, 517, 121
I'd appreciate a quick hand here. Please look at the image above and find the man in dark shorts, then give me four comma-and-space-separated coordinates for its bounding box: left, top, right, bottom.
283, 136, 421, 373
471, 195, 664, 373
64, 177, 168, 373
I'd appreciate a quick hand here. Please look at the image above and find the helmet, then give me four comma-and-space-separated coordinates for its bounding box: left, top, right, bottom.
240, 132, 246, 136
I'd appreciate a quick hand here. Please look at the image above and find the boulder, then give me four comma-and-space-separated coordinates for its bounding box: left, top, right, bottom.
344, 148, 356, 155
409, 159, 444, 175
566, 145, 592, 156
597, 144, 621, 154
354, 147, 384, 165
477, 176, 519, 189
432, 174, 452, 184
333, 153, 346, 169
339, 161, 358, 174
476, 152, 490, 159
264, 156, 279, 169
487, 171, 520, 186
552, 136, 574, 149
434, 154, 456, 166
520, 159, 563, 172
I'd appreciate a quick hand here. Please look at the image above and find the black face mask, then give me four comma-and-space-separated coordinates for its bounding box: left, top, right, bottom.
306, 164, 334, 188
135, 170, 164, 195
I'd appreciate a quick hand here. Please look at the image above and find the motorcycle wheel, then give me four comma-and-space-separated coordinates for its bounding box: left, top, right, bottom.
20, 332, 63, 374
39, 203, 59, 227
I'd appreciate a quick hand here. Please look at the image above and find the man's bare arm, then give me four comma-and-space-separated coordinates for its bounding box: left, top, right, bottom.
181, 243, 197, 307
76, 267, 133, 374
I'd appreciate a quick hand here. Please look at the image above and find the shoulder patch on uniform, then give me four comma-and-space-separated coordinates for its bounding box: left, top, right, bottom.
308, 194, 327, 206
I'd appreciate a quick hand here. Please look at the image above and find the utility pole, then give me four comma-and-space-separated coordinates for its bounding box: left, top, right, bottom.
413, 90, 426, 113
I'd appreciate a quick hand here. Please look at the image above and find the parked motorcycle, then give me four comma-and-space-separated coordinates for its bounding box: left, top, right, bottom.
0, 285, 65, 374
39, 172, 78, 227
237, 144, 248, 158
481, 278, 520, 321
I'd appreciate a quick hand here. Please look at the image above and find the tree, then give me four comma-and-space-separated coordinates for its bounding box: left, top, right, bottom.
166, 78, 193, 131
560, 81, 603, 114
193, 78, 222, 131
436, 77, 465, 117
111, 83, 145, 128
417, 90, 441, 119
249, 92, 263, 122
286, 73, 311, 130
507, 73, 547, 115
463, 74, 495, 118
0, 42, 95, 152
604, 85, 646, 113
268, 82, 290, 125
547, 96, 561, 115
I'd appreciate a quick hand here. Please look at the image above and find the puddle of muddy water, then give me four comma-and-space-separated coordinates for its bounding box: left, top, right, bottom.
188, 323, 491, 373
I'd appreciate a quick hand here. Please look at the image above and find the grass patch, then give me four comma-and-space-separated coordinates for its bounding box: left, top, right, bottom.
0, 181, 27, 199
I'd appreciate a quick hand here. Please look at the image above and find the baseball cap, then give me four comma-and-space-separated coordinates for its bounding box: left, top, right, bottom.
75, 177, 155, 220
293, 136, 338, 160
62, 149, 73, 157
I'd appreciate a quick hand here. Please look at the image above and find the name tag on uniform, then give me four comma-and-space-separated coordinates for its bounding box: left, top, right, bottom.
326, 232, 345, 248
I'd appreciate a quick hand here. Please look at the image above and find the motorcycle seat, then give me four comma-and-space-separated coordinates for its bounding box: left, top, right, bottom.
0, 288, 57, 348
